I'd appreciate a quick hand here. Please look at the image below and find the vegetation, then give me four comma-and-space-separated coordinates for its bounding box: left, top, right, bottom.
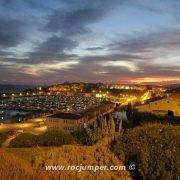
37, 130, 75, 146
0, 149, 47, 179
110, 135, 125, 162
9, 133, 38, 148
122, 123, 180, 180
10, 110, 49, 123
10, 113, 121, 148
4, 138, 130, 180
0, 132, 9, 147
2, 108, 179, 179
72, 114, 122, 145
10, 130, 75, 148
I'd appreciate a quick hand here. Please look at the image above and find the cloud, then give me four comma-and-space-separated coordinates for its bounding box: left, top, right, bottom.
0, 59, 79, 76
81, 53, 145, 61
99, 60, 139, 72
86, 47, 104, 51
0, 50, 14, 57
0, 19, 25, 48
125, 0, 165, 14
109, 28, 180, 54
22, 60, 80, 76
0, 0, 180, 84
45, 0, 122, 36
28, 36, 78, 62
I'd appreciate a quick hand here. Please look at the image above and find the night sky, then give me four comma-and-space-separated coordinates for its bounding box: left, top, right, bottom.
0, 0, 180, 85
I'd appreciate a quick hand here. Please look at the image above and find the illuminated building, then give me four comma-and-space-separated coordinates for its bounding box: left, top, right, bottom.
136, 94, 180, 116
45, 113, 84, 131
45, 103, 116, 131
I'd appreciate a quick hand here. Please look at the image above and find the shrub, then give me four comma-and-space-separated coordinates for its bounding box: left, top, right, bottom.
37, 130, 75, 146
0, 132, 9, 147
110, 135, 125, 162
10, 133, 38, 148
10, 130, 75, 147
72, 128, 89, 145
123, 123, 179, 180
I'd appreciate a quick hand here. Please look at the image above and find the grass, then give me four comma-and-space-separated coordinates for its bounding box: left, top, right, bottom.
0, 149, 47, 180
2, 137, 131, 180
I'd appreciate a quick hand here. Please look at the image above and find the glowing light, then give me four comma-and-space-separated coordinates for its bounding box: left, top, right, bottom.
96, 93, 103, 98
141, 91, 151, 103
131, 77, 180, 84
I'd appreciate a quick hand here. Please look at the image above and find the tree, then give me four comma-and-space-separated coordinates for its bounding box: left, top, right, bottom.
123, 123, 179, 180
93, 116, 99, 129
118, 117, 122, 134
101, 117, 108, 136
108, 115, 115, 138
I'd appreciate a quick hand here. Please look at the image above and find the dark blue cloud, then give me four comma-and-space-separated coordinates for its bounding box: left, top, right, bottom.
29, 36, 78, 60
109, 28, 180, 53
0, 0, 180, 84
0, 19, 25, 48
45, 0, 122, 35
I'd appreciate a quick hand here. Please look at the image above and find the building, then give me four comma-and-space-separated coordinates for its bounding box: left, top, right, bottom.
45, 112, 84, 131
136, 94, 180, 116
113, 110, 128, 121
45, 102, 116, 131
48, 83, 84, 95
